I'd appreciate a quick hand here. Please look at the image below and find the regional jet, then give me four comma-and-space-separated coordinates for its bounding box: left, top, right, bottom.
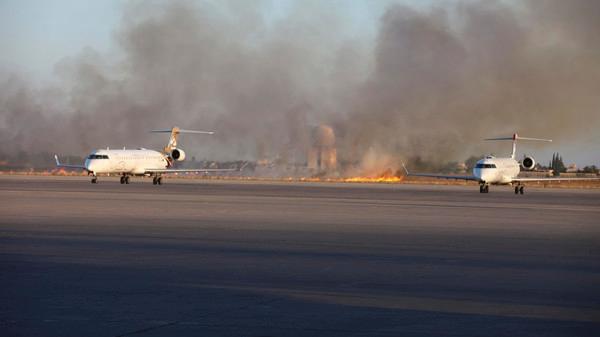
403, 133, 599, 194
55, 127, 237, 185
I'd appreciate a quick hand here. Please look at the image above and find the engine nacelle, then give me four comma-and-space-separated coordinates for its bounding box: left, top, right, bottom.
171, 148, 186, 161
521, 156, 536, 170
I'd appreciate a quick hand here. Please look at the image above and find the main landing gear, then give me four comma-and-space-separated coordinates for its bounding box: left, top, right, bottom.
120, 175, 130, 184
91, 176, 98, 184
514, 185, 524, 195
152, 176, 163, 185
479, 183, 489, 193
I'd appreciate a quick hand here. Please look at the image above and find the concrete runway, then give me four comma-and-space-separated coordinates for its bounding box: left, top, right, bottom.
1, 175, 599, 336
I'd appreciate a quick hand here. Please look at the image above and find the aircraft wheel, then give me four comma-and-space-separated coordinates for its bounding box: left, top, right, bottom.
152, 177, 157, 185
479, 185, 484, 193
515, 186, 519, 194
157, 177, 162, 185
125, 176, 130, 184
519, 186, 524, 195
484, 185, 489, 193
120, 176, 125, 184
91, 177, 97, 184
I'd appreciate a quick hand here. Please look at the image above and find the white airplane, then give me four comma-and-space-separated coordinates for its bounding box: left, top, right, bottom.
403, 133, 599, 194
55, 127, 237, 185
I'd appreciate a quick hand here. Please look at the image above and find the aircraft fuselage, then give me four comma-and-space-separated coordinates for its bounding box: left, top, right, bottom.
472, 156, 520, 185
84, 149, 169, 176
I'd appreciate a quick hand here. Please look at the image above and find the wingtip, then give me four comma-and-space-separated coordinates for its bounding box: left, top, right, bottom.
401, 162, 409, 175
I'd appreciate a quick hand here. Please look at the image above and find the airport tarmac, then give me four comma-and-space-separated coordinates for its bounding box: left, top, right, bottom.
1, 175, 599, 336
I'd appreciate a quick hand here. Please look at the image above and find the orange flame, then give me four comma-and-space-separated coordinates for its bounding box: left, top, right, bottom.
296, 169, 405, 184
340, 168, 404, 183
342, 175, 404, 183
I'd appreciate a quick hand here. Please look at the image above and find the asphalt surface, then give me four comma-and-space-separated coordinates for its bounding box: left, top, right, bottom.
1, 175, 600, 337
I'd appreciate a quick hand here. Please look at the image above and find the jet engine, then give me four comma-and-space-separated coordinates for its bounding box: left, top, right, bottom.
521, 156, 536, 170
171, 148, 186, 161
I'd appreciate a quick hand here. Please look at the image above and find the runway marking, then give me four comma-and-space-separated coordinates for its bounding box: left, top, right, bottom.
181, 283, 600, 323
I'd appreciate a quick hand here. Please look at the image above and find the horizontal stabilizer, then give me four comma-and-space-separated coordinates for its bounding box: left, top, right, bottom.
152, 127, 215, 154
485, 133, 551, 159
151, 129, 214, 135
484, 133, 551, 142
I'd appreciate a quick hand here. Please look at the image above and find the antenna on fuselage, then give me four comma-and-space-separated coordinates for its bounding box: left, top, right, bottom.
151, 127, 215, 154
484, 133, 552, 159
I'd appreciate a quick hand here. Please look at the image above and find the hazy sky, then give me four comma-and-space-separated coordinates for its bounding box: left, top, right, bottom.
1, 0, 598, 167
0, 0, 447, 80
0, 1, 118, 78
0, 0, 384, 79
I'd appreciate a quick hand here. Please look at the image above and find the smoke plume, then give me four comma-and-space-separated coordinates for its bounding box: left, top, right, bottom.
1, 0, 599, 171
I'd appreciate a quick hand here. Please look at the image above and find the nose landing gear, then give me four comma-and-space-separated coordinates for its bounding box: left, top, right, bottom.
479, 183, 489, 193
514, 185, 524, 195
152, 176, 163, 185
91, 176, 97, 184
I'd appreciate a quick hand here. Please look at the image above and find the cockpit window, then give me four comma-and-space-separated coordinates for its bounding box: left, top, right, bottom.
475, 163, 496, 169
87, 154, 109, 159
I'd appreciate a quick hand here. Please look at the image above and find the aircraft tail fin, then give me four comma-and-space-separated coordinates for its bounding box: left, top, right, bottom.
151, 127, 215, 154
484, 133, 552, 159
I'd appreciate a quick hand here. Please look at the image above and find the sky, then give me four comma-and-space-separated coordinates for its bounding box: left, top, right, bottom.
0, 0, 383, 80
0, 0, 444, 81
0, 1, 120, 79
0, 0, 598, 167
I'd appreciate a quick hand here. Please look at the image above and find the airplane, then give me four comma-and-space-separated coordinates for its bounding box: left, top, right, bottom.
54, 127, 238, 185
403, 133, 600, 194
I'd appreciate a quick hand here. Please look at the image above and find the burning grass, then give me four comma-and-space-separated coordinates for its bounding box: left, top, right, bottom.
1, 169, 599, 188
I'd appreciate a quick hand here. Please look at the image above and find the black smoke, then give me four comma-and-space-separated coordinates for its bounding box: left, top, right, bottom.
1, 0, 598, 172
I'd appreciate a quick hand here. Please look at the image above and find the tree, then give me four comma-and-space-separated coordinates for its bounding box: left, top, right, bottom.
550, 152, 566, 176
582, 165, 599, 174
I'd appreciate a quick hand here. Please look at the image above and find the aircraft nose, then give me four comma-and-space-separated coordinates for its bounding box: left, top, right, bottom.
475, 169, 489, 182
85, 160, 95, 172
480, 170, 495, 182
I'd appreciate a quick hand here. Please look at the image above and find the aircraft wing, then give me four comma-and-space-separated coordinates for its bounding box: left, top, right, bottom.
511, 176, 600, 182
54, 155, 87, 170
401, 163, 479, 181
406, 172, 479, 181
144, 168, 239, 174
146, 162, 247, 174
